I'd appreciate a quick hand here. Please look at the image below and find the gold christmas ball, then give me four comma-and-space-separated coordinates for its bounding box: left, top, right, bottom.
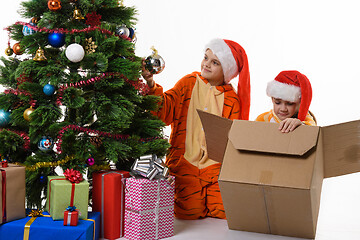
48, 0, 62, 11
23, 107, 34, 121
5, 46, 13, 56
31, 17, 40, 24
13, 43, 23, 55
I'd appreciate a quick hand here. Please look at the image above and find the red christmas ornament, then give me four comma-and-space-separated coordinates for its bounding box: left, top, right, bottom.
48, 0, 62, 11
1, 159, 8, 168
85, 12, 102, 27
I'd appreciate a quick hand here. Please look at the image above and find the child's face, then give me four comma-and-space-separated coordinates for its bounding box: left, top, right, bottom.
272, 97, 300, 121
201, 49, 224, 86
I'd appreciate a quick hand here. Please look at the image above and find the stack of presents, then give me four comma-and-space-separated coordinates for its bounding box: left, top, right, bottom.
1, 112, 360, 240
0, 155, 175, 240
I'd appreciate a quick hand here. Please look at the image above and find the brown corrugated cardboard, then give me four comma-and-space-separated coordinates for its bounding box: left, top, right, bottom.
0, 164, 26, 224
198, 110, 360, 239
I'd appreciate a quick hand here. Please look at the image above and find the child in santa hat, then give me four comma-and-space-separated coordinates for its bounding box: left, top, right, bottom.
142, 38, 250, 219
256, 70, 316, 132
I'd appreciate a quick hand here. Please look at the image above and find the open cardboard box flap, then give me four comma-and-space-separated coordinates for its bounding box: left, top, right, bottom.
228, 120, 319, 156
198, 110, 232, 163
198, 109, 360, 178
322, 120, 360, 178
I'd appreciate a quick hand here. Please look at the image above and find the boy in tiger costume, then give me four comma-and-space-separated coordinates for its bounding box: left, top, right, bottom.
256, 70, 316, 131
142, 38, 250, 219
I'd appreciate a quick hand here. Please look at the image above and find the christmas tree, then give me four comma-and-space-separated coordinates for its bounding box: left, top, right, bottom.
0, 0, 169, 209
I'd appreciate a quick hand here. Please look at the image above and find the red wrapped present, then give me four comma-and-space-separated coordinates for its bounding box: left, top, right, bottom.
92, 170, 130, 240
63, 206, 79, 226
0, 164, 25, 224
124, 177, 175, 240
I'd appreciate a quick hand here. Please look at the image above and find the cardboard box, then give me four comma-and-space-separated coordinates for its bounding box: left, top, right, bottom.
45, 176, 89, 220
0, 164, 26, 224
198, 110, 360, 239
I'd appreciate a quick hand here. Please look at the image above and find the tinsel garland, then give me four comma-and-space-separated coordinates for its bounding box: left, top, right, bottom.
0, 128, 30, 150
89, 164, 111, 171
56, 124, 161, 154
4, 89, 36, 107
12, 22, 131, 41
56, 72, 149, 105
14, 155, 74, 171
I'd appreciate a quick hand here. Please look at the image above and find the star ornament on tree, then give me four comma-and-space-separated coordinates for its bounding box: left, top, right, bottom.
85, 12, 102, 26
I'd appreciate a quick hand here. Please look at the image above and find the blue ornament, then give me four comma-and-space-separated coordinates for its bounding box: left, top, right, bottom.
22, 22, 36, 36
128, 28, 135, 39
39, 175, 46, 183
38, 136, 54, 152
48, 32, 65, 48
43, 84, 56, 96
0, 109, 11, 127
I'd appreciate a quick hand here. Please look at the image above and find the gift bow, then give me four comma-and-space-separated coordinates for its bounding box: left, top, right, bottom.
28, 209, 44, 217
64, 168, 83, 183
131, 154, 170, 180
66, 206, 77, 212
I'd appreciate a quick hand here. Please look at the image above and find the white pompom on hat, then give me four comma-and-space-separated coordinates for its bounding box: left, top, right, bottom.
266, 70, 312, 121
204, 38, 251, 120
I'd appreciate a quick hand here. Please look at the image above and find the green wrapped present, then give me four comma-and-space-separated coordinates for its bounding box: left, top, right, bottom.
45, 175, 89, 220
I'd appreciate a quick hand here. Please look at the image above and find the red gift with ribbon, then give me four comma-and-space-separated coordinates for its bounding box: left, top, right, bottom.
63, 206, 79, 226
92, 170, 130, 240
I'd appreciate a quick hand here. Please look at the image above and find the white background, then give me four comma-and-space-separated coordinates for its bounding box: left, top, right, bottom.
1, 1, 360, 239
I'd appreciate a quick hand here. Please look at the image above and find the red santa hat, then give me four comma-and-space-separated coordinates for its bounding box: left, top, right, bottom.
205, 38, 250, 120
266, 70, 312, 121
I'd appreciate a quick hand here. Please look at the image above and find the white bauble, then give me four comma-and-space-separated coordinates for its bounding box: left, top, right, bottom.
65, 43, 85, 63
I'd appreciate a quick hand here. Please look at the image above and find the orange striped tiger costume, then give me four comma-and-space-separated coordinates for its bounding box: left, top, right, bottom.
148, 71, 241, 219
256, 110, 316, 126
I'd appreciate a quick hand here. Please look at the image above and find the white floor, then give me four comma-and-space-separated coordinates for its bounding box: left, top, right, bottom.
110, 172, 360, 240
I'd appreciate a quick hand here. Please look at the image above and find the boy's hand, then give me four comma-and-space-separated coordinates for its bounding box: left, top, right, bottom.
279, 118, 303, 133
141, 59, 155, 88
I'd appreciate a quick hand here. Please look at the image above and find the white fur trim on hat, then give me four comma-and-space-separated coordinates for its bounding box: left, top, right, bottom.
205, 38, 238, 83
266, 80, 301, 102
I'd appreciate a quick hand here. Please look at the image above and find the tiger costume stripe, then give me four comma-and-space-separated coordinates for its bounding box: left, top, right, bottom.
148, 71, 241, 219
256, 110, 316, 126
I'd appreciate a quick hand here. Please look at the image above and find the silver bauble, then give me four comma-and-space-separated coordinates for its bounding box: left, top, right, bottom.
145, 54, 165, 74
115, 26, 130, 38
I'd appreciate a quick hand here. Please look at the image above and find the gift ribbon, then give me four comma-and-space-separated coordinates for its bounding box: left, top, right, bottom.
84, 218, 96, 240
155, 180, 160, 239
131, 155, 170, 181
101, 171, 126, 238
48, 178, 78, 213
23, 210, 51, 240
0, 169, 6, 223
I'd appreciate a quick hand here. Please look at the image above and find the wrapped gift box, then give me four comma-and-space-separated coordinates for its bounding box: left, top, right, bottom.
64, 210, 79, 226
45, 176, 89, 220
0, 164, 25, 224
92, 170, 130, 240
124, 177, 174, 240
0, 211, 99, 240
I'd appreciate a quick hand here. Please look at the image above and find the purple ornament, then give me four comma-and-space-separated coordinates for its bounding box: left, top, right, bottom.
87, 157, 95, 166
